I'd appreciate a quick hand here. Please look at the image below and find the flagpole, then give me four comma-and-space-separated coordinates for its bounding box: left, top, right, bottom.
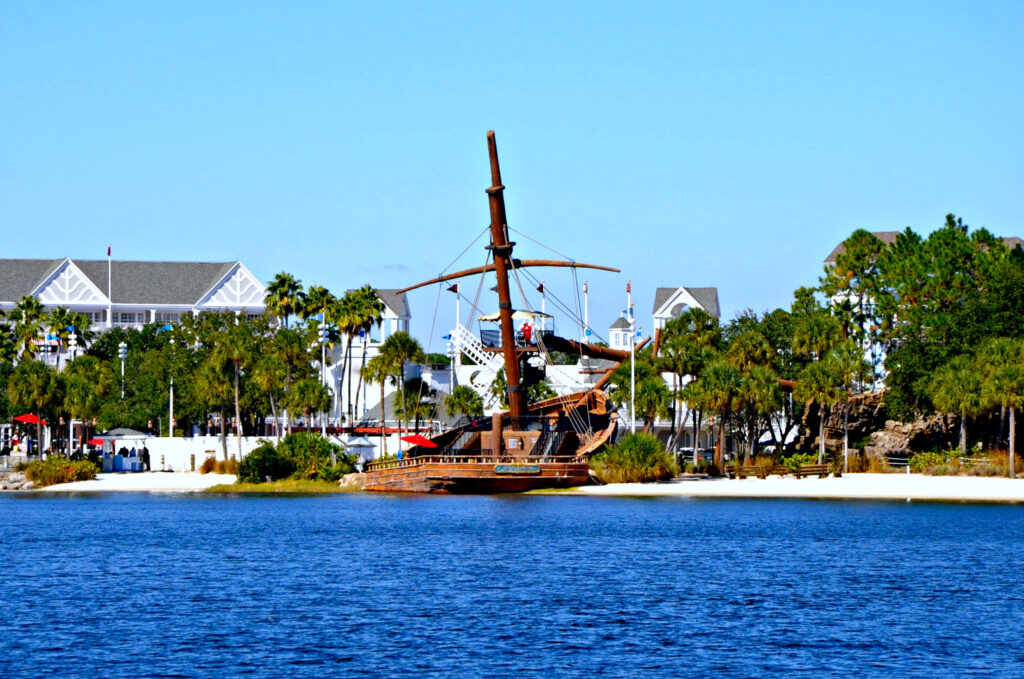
628, 281, 636, 435
107, 244, 113, 329
583, 280, 589, 341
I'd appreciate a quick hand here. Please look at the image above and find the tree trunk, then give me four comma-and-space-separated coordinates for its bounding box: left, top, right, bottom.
380, 380, 387, 455
843, 405, 850, 474
219, 406, 228, 460
233, 365, 243, 459
344, 336, 354, 423
269, 393, 280, 443
693, 411, 701, 468
959, 414, 967, 458
1009, 406, 1016, 479
714, 411, 725, 469
354, 335, 368, 422
817, 405, 825, 465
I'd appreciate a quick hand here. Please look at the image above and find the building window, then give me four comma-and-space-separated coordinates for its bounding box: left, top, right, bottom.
155, 312, 181, 323
115, 311, 146, 325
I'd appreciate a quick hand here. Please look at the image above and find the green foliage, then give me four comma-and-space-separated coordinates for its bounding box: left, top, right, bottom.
781, 452, 818, 471
24, 458, 98, 487
909, 451, 952, 473
276, 433, 358, 481
590, 432, 678, 483
446, 384, 483, 419
424, 352, 450, 366
236, 442, 296, 483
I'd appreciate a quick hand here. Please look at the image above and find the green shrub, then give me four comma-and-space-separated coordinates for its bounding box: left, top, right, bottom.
237, 442, 295, 483
909, 451, 950, 473
277, 433, 358, 481
590, 432, 678, 484
24, 458, 98, 488
781, 452, 817, 471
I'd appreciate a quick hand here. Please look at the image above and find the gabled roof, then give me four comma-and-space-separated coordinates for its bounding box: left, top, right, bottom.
0, 258, 254, 306
0, 259, 63, 303
652, 286, 721, 319
377, 289, 410, 318
609, 316, 630, 330
825, 231, 1023, 264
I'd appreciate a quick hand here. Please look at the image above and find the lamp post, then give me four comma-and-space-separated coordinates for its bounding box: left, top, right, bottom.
628, 281, 636, 435
318, 317, 328, 437
168, 338, 175, 439
117, 341, 127, 399
68, 330, 78, 362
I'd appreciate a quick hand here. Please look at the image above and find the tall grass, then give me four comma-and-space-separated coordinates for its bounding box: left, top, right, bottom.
590, 433, 678, 484
24, 458, 98, 488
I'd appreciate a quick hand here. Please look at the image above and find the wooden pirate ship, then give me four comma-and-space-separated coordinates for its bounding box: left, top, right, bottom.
363, 131, 638, 493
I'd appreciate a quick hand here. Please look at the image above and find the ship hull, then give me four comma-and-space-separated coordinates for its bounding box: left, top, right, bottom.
363, 457, 591, 494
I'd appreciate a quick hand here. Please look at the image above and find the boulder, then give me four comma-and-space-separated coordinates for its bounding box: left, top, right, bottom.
21, 481, 35, 490
339, 472, 366, 491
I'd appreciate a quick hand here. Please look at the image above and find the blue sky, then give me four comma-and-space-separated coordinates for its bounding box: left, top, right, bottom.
2, 1, 1022, 353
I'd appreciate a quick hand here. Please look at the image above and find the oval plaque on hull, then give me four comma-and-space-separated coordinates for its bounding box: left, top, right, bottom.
494, 464, 542, 475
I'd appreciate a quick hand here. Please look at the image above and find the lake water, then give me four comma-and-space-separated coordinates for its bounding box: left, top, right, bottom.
1, 493, 1022, 678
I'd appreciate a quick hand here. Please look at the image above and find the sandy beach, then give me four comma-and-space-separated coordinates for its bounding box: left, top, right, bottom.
572, 472, 1024, 503
42, 472, 236, 493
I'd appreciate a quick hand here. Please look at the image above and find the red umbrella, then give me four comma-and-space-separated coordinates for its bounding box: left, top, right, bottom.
400, 434, 438, 448
13, 413, 48, 426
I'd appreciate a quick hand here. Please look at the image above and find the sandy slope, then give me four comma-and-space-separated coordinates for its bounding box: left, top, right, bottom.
42, 472, 236, 492
572, 472, 1024, 503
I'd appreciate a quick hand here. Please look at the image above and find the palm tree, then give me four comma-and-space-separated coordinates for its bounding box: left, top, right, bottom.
634, 376, 671, 434
287, 378, 332, 435
736, 364, 782, 464
930, 355, 985, 458
8, 360, 61, 455
264, 273, 305, 329
726, 329, 774, 373
346, 286, 384, 422
252, 354, 287, 442
302, 285, 336, 321
63, 355, 116, 454
680, 380, 711, 466
792, 310, 842, 362
361, 353, 392, 455
194, 356, 234, 459
829, 339, 870, 472
795, 360, 846, 464
9, 295, 45, 360
976, 337, 1021, 449
977, 338, 1024, 477
210, 318, 256, 456
700, 359, 742, 469
446, 384, 483, 421
380, 331, 424, 436
269, 327, 313, 436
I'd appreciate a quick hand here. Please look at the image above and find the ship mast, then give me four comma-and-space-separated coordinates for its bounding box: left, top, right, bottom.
485, 130, 525, 418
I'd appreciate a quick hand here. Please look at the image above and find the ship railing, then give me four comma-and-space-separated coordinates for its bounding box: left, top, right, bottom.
365, 453, 588, 472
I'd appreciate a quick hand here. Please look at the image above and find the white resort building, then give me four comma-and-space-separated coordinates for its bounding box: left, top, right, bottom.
0, 257, 267, 329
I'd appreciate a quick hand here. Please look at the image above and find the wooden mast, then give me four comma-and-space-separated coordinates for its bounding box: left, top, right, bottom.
485, 130, 525, 419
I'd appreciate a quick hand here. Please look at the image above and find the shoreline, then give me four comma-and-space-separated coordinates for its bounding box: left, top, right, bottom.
15, 472, 1024, 503
565, 472, 1024, 504
37, 472, 237, 493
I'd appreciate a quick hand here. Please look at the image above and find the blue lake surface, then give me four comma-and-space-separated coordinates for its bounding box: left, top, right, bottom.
1, 493, 1022, 678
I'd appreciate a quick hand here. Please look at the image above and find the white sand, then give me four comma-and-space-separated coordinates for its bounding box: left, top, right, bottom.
571, 473, 1024, 503
42, 472, 236, 493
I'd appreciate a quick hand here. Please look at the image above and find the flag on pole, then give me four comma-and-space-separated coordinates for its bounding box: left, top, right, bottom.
447, 284, 459, 293
626, 282, 631, 293
536, 283, 544, 294
107, 245, 111, 257
442, 333, 452, 340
